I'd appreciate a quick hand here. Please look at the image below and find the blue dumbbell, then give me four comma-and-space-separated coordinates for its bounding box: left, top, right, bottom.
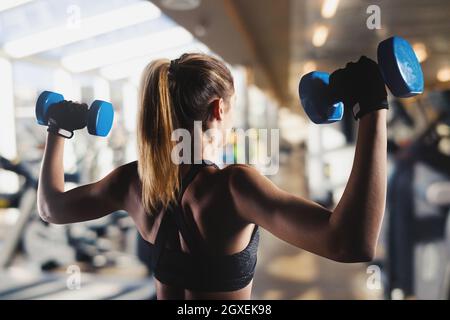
299, 36, 424, 124
36, 91, 114, 137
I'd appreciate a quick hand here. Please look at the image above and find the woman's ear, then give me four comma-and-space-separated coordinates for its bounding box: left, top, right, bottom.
210, 98, 225, 121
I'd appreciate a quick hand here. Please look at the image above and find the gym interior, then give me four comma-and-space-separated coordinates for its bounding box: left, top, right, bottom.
0, 0, 449, 300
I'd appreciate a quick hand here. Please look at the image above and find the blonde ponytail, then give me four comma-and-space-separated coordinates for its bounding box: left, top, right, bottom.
137, 59, 179, 214
137, 53, 234, 214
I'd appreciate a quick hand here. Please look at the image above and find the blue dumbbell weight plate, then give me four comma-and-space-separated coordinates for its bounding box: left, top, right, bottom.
378, 36, 424, 98
36, 91, 64, 125
299, 72, 344, 124
87, 101, 114, 137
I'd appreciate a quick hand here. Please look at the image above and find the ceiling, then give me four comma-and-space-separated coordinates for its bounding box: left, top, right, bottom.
0, 0, 448, 110
154, 0, 291, 104
155, 0, 450, 108
0, 0, 209, 83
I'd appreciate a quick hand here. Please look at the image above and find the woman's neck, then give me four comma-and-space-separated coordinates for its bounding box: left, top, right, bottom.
186, 135, 219, 164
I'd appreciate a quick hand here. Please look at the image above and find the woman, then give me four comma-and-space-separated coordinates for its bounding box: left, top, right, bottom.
38, 53, 388, 300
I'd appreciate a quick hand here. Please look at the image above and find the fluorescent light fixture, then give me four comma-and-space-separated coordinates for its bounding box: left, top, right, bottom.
62, 27, 194, 73
0, 0, 33, 12
3, 2, 161, 58
0, 58, 17, 159
437, 67, 450, 82
321, 0, 339, 18
312, 25, 329, 47
100, 43, 210, 81
412, 42, 428, 63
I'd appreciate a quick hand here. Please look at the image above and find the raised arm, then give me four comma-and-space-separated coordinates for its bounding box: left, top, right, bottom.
37, 134, 133, 224
230, 57, 389, 263
229, 110, 386, 263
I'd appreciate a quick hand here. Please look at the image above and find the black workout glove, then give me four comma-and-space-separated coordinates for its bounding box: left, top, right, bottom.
46, 101, 88, 139
330, 56, 389, 120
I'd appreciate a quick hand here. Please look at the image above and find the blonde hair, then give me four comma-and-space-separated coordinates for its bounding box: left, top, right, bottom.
137, 53, 234, 214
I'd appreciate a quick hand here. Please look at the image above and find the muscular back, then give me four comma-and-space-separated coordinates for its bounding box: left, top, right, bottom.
116, 162, 256, 299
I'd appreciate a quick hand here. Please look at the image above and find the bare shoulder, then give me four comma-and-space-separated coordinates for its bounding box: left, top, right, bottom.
101, 161, 140, 208
106, 161, 139, 187
221, 164, 283, 224
222, 164, 271, 194
221, 164, 278, 208
189, 164, 257, 208
116, 160, 139, 176
221, 164, 258, 179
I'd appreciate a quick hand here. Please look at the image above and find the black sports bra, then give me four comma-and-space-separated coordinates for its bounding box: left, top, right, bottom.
147, 161, 259, 292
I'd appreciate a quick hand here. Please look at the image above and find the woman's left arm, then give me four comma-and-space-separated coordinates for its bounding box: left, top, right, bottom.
37, 133, 132, 224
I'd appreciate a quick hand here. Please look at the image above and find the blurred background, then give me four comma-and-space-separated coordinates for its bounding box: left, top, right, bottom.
0, 0, 449, 300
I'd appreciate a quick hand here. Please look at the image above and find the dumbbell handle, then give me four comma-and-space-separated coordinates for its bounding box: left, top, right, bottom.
327, 62, 385, 103
46, 101, 89, 139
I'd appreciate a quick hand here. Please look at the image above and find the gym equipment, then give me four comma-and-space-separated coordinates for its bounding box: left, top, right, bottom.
427, 182, 450, 206
0, 155, 139, 271
36, 91, 114, 138
386, 99, 450, 299
299, 36, 424, 124
23, 219, 76, 270
66, 211, 136, 268
0, 155, 79, 269
389, 99, 416, 128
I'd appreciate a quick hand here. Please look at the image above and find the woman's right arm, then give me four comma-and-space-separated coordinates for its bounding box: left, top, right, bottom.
229, 109, 387, 263
37, 133, 138, 224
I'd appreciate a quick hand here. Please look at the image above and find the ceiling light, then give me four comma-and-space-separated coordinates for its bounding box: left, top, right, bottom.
3, 2, 161, 58
0, 0, 33, 12
61, 27, 194, 73
321, 0, 339, 18
160, 0, 201, 11
312, 25, 329, 47
437, 67, 450, 82
412, 42, 428, 63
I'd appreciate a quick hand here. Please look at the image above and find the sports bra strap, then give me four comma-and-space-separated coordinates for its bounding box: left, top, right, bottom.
171, 161, 216, 255
169, 203, 207, 255
153, 161, 219, 259
150, 210, 172, 270
178, 165, 202, 201
178, 160, 218, 200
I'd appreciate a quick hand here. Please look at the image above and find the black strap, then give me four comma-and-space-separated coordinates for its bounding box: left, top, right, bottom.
153, 161, 218, 260
171, 163, 208, 255
169, 203, 207, 255
179, 164, 203, 198
172, 161, 219, 254
150, 212, 172, 270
